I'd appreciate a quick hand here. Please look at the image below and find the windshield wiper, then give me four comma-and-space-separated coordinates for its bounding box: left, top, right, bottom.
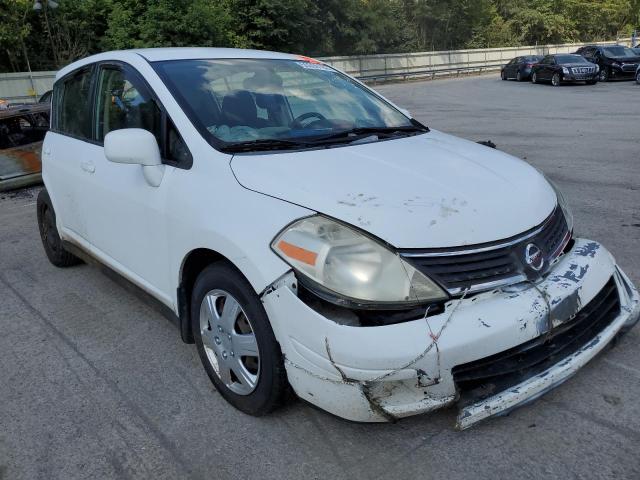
306, 125, 429, 145
221, 138, 314, 153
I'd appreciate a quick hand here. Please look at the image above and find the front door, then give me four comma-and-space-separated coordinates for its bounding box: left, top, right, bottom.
80, 63, 177, 304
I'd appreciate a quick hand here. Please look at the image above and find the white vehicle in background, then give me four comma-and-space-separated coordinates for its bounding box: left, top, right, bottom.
38, 48, 640, 429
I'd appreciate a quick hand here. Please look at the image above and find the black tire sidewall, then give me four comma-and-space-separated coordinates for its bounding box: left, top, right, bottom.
37, 189, 80, 267
191, 262, 287, 415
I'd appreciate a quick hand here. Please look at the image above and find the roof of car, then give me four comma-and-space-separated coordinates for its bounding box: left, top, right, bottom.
56, 48, 302, 80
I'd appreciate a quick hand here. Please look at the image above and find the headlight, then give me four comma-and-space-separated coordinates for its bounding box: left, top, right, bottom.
562, 67, 570, 75
271, 216, 448, 308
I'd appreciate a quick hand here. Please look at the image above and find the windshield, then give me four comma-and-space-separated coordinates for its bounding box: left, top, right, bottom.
602, 46, 637, 58
153, 58, 420, 152
556, 55, 589, 64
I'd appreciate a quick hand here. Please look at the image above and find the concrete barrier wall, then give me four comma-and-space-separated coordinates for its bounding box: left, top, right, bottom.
0, 71, 57, 103
0, 38, 632, 102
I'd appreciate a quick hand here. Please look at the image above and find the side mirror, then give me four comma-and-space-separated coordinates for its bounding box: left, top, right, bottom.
104, 128, 165, 187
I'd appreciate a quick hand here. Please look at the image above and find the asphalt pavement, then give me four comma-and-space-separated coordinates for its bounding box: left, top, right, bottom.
1, 74, 639, 479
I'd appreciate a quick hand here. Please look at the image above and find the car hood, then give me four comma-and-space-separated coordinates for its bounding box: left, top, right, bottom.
230, 130, 557, 248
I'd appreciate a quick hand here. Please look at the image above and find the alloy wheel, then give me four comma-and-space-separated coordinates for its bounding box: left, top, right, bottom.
532, 72, 537, 84
636, 71, 640, 85
517, 71, 522, 82
551, 73, 560, 86
199, 289, 260, 395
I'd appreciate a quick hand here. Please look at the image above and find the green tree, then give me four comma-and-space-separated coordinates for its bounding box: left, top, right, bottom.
0, 0, 32, 72
231, 0, 318, 53
103, 0, 241, 50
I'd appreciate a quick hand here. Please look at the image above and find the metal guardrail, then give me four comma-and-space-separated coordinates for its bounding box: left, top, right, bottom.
358, 63, 505, 83
320, 38, 632, 82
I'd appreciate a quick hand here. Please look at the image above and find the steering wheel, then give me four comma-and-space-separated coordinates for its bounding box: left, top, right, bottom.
291, 112, 327, 129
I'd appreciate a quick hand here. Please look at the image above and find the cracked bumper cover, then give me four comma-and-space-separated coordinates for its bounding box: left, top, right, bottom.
261, 238, 640, 427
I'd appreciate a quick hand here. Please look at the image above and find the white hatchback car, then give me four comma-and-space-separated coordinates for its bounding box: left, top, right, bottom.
38, 48, 639, 429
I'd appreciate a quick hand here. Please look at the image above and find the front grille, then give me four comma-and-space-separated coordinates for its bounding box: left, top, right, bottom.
401, 207, 571, 295
622, 63, 638, 72
571, 67, 594, 74
452, 277, 620, 405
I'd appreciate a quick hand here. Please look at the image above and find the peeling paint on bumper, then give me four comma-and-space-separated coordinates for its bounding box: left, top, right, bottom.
261, 238, 639, 427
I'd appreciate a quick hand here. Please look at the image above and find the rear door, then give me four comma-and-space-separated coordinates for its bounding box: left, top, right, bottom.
509, 58, 520, 77
44, 65, 99, 240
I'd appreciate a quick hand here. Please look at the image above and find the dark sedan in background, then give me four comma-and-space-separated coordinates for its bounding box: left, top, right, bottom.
531, 54, 599, 86
501, 55, 543, 81
576, 45, 640, 82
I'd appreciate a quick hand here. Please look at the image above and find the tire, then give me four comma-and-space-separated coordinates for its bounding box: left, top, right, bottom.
551, 73, 561, 87
599, 68, 610, 82
191, 262, 288, 416
531, 72, 538, 84
37, 189, 82, 268
501, 70, 507, 81
636, 71, 640, 85
516, 71, 523, 82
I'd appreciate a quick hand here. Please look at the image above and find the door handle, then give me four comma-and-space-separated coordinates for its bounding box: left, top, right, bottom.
80, 160, 95, 173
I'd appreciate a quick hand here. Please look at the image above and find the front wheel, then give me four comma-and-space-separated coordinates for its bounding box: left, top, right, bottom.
551, 73, 561, 87
191, 262, 288, 416
501, 70, 507, 81
599, 68, 610, 82
636, 70, 640, 85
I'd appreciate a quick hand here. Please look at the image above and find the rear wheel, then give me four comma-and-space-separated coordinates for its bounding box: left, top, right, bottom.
516, 71, 523, 82
501, 70, 507, 81
551, 73, 561, 87
37, 189, 82, 268
531, 72, 538, 84
191, 262, 288, 416
636, 70, 640, 84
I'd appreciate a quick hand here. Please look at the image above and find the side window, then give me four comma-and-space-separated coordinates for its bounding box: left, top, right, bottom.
95, 67, 162, 144
58, 68, 93, 140
95, 65, 191, 167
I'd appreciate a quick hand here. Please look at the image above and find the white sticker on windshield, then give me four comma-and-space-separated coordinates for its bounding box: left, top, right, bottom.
295, 61, 334, 71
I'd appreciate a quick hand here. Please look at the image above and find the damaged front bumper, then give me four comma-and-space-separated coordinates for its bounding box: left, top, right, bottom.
261, 238, 640, 429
